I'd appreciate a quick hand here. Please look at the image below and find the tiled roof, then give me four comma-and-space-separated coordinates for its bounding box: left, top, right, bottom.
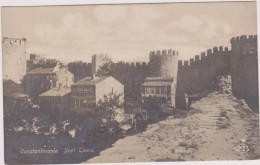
27, 68, 55, 74
143, 77, 174, 86
143, 81, 173, 86
144, 77, 175, 81
72, 76, 110, 86
39, 87, 71, 97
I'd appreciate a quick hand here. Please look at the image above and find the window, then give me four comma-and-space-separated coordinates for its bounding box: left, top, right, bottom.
146, 88, 150, 94
83, 100, 88, 107
156, 87, 160, 94
161, 87, 165, 94
75, 99, 80, 108
151, 89, 154, 94
72, 99, 75, 107
80, 99, 84, 107
167, 86, 171, 94
66, 77, 68, 82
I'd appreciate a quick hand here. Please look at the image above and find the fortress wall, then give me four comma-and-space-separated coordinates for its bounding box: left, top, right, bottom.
230, 35, 258, 111
149, 49, 179, 78
176, 35, 258, 111
176, 46, 231, 108
109, 61, 150, 102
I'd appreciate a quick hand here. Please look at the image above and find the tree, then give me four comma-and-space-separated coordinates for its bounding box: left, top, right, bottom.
96, 62, 114, 76
96, 92, 124, 133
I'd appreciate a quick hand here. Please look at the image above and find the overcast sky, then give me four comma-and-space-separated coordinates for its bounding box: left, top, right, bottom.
2, 1, 257, 63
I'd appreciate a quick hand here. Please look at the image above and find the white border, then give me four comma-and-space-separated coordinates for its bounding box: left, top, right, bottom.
0, 0, 259, 165
0, 0, 257, 6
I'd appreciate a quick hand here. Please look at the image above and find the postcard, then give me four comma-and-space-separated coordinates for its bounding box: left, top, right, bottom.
1, 0, 259, 164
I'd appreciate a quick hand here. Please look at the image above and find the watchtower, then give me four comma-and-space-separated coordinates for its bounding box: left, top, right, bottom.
2, 37, 27, 84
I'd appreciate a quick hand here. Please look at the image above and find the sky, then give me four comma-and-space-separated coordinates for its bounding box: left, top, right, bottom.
1, 1, 257, 63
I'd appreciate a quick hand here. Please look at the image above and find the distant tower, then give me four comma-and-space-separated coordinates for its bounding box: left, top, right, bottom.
149, 49, 179, 78
26, 53, 46, 72
91, 54, 112, 75
2, 37, 27, 84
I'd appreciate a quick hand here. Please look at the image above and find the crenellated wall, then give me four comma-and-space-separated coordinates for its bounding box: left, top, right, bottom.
176, 46, 231, 108
230, 35, 258, 111
176, 35, 258, 112
149, 49, 179, 78
5, 35, 256, 111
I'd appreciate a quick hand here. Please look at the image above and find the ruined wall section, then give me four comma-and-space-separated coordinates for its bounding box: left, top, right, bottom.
230, 35, 258, 111
176, 46, 231, 108
149, 49, 179, 78
2, 37, 27, 84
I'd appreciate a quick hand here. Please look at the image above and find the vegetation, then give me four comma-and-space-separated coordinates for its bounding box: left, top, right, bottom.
27, 58, 62, 70
4, 92, 125, 164
96, 92, 124, 134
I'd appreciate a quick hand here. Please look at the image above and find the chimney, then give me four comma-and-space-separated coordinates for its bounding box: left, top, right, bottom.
92, 74, 96, 80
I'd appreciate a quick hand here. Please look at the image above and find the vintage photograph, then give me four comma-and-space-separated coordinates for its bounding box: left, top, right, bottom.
1, 1, 259, 164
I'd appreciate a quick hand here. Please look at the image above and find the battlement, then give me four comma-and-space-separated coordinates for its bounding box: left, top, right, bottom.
114, 61, 149, 68
178, 46, 230, 67
230, 35, 257, 43
207, 46, 229, 56
2, 37, 27, 47
150, 49, 179, 57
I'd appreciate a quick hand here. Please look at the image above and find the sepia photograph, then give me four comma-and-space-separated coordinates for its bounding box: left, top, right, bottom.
1, 0, 259, 164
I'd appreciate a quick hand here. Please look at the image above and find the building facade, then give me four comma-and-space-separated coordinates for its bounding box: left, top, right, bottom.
39, 87, 71, 112
142, 77, 176, 107
25, 66, 74, 96
2, 37, 27, 84
71, 76, 124, 113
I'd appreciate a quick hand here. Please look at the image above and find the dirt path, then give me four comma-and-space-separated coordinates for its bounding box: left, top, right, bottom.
84, 92, 259, 163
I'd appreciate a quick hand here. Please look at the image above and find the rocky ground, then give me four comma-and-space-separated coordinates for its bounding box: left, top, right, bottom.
84, 90, 259, 163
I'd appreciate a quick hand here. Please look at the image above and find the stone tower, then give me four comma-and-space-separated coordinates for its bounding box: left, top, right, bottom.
149, 49, 179, 78
91, 54, 112, 75
230, 35, 258, 109
2, 37, 27, 84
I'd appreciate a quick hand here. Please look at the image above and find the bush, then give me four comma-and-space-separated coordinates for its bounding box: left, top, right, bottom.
96, 92, 124, 134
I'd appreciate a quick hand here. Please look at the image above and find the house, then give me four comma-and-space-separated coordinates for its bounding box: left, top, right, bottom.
25, 66, 74, 96
71, 75, 124, 113
142, 77, 176, 107
39, 87, 71, 111
3, 79, 24, 97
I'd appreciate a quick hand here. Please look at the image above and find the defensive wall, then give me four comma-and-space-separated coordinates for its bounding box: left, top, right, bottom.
6, 35, 256, 111
149, 49, 179, 78
175, 35, 258, 112
108, 61, 150, 102
230, 35, 258, 111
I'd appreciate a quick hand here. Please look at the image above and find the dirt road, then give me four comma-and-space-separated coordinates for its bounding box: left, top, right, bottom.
85, 92, 259, 163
